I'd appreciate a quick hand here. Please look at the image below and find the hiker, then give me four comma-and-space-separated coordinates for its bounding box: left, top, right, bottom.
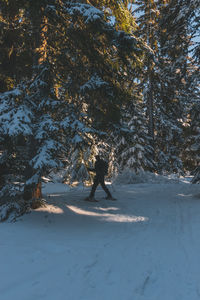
86, 155, 114, 201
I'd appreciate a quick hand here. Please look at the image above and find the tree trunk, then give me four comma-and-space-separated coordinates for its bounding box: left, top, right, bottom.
23, 182, 42, 201
147, 77, 155, 142
146, 0, 155, 159
23, 8, 48, 201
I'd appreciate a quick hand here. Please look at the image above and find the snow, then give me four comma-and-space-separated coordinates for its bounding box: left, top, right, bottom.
80, 75, 108, 92
0, 90, 33, 136
114, 170, 181, 184
72, 134, 83, 144
1, 179, 200, 300
31, 140, 62, 170
6, 106, 33, 136
0, 88, 22, 98
35, 115, 59, 140
66, 3, 104, 24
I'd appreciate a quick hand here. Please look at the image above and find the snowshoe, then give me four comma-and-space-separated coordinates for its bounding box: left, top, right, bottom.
84, 196, 98, 202
105, 195, 117, 201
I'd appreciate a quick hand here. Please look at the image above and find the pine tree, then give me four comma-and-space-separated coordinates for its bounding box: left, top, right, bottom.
155, 0, 198, 174
133, 0, 196, 174
0, 0, 33, 91
134, 0, 160, 154
184, 102, 200, 171
94, 0, 155, 174
46, 0, 147, 182
114, 100, 155, 173
190, 0, 200, 182
182, 0, 200, 179
0, 85, 33, 206
0, 0, 147, 215
0, 1, 33, 208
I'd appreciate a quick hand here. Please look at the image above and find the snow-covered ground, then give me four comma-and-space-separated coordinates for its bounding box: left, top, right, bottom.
1, 178, 200, 300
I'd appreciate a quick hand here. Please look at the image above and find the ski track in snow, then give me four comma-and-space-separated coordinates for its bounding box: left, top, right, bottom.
0, 183, 200, 300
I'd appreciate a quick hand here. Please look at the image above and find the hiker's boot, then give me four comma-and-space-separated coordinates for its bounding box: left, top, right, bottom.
85, 196, 98, 202
105, 194, 116, 201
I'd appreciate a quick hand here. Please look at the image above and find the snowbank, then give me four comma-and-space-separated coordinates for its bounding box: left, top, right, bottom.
42, 182, 71, 194
114, 170, 182, 185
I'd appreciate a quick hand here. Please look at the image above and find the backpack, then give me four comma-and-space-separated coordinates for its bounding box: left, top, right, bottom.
102, 160, 108, 175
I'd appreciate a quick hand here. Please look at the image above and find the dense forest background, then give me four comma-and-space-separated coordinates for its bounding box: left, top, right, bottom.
0, 0, 199, 214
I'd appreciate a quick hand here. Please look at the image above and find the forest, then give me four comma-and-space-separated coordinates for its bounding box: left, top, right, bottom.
0, 0, 199, 219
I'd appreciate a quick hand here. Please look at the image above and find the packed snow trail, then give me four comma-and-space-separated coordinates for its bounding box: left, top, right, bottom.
0, 182, 200, 300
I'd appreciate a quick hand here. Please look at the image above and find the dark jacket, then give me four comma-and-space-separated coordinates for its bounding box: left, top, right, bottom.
88, 158, 107, 178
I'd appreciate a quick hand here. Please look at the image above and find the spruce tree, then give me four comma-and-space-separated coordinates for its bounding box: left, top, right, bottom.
0, 0, 33, 91
156, 0, 199, 174
96, 0, 155, 174
134, 0, 160, 153
0, 0, 147, 216
117, 102, 155, 173
48, 0, 147, 181
0, 1, 33, 208
133, 0, 196, 174
183, 102, 200, 171
182, 0, 200, 178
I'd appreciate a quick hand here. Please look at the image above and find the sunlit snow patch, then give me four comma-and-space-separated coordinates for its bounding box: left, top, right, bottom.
36, 204, 64, 214
66, 205, 148, 223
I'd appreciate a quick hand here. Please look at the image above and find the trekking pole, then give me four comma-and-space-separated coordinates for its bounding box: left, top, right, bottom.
82, 181, 85, 192
110, 181, 116, 192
